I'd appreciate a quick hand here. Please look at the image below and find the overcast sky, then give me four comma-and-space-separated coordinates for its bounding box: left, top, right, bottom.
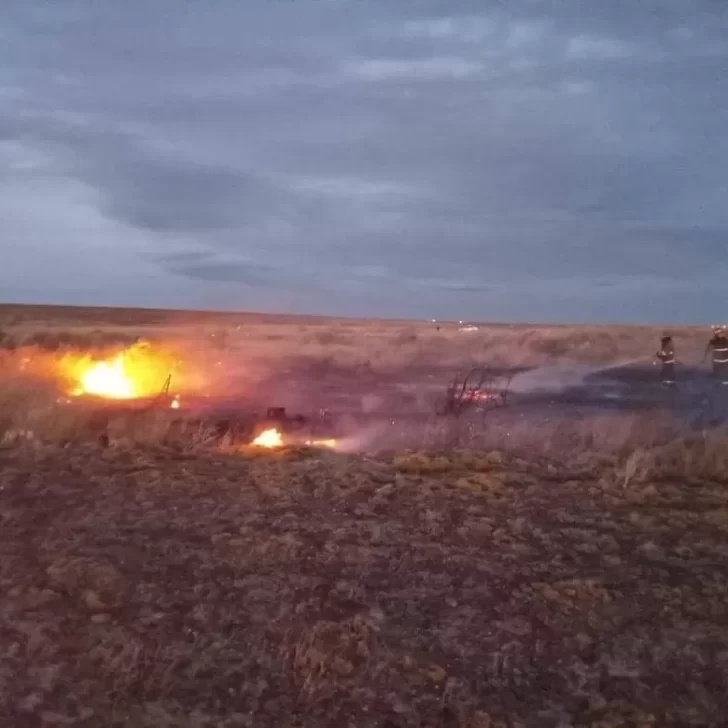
1, 0, 726, 323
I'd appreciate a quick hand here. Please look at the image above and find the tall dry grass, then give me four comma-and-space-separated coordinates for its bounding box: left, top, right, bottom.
1, 308, 715, 374
1, 308, 726, 483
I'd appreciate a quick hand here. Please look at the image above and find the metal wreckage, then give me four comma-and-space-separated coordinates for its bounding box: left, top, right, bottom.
439, 366, 513, 416
79, 373, 333, 449
74, 363, 516, 449
70, 364, 511, 449
437, 357, 728, 427
72, 349, 728, 449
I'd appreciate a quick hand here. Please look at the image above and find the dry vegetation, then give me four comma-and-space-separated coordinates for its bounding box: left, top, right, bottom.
0, 302, 711, 374
1, 304, 727, 726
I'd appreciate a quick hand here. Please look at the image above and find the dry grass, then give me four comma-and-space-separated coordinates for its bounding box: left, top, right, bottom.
2, 440, 728, 726
0, 302, 713, 374
1, 304, 727, 725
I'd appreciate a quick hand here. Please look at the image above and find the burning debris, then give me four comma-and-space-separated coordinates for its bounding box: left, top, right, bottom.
440, 366, 512, 417
249, 428, 339, 450
251, 428, 284, 448
75, 354, 135, 398
2, 341, 372, 452
57, 341, 183, 407
306, 437, 338, 449
247, 409, 340, 450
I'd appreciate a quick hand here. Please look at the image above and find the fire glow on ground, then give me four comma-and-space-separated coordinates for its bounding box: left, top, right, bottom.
251, 428, 339, 450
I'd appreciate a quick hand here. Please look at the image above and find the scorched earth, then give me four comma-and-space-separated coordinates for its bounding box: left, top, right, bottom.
1, 308, 728, 726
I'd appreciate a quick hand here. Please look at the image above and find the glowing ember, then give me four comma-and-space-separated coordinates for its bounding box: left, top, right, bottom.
305, 438, 338, 449
59, 341, 180, 400
251, 428, 284, 448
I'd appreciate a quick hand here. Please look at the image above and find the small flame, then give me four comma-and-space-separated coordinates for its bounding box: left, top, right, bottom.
251, 428, 284, 448
305, 438, 338, 449
170, 395, 181, 409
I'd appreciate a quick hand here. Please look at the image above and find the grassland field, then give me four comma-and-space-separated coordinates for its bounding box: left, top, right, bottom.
1, 303, 727, 727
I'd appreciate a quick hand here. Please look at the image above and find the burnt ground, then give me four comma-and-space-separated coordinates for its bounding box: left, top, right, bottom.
245, 358, 726, 416
170, 361, 728, 450
2, 442, 728, 727
3, 353, 728, 726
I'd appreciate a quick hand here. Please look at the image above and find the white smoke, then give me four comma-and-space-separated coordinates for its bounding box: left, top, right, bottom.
508, 365, 594, 395
333, 421, 395, 453
508, 357, 649, 396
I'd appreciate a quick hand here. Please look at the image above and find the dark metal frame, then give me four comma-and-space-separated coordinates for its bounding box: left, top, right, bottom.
439, 366, 513, 418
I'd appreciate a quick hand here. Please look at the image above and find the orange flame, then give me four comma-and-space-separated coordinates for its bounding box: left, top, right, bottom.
77, 354, 134, 398
59, 341, 181, 400
305, 438, 338, 449
251, 428, 284, 448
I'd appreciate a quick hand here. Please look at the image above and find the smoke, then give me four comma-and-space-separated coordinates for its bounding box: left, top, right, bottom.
509, 357, 649, 396
333, 421, 392, 453
507, 365, 592, 395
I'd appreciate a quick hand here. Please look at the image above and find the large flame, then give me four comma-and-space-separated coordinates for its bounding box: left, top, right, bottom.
78, 354, 134, 398
251, 428, 284, 448
59, 341, 181, 400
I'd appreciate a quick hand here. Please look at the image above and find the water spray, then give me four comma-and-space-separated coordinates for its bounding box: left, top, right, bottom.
508, 356, 652, 396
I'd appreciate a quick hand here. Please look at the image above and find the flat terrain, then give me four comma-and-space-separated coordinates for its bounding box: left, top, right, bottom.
1, 304, 728, 726
3, 443, 728, 727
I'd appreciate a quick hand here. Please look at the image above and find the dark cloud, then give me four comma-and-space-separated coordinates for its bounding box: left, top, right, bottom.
167, 260, 279, 287
158, 250, 308, 288
0, 0, 726, 322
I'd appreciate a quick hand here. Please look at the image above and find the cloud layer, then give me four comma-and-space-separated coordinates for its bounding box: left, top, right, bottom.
2, 0, 727, 323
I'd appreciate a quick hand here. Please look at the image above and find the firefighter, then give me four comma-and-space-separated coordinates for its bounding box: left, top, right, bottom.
655, 333, 676, 386
705, 325, 728, 385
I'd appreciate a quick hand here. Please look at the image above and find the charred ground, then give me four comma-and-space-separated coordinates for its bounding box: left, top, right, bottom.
3, 442, 728, 727
1, 305, 728, 726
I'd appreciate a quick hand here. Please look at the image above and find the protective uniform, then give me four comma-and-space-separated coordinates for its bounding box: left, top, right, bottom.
655, 335, 675, 385
706, 326, 728, 384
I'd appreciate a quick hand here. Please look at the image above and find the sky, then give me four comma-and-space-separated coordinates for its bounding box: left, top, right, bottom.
1, 0, 727, 324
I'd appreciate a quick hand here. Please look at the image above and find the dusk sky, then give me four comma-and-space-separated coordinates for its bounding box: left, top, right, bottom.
2, 0, 726, 324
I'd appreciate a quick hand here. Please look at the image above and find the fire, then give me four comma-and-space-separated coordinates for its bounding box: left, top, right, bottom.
77, 354, 134, 398
248, 430, 338, 450
59, 341, 181, 401
305, 438, 338, 449
251, 428, 284, 448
